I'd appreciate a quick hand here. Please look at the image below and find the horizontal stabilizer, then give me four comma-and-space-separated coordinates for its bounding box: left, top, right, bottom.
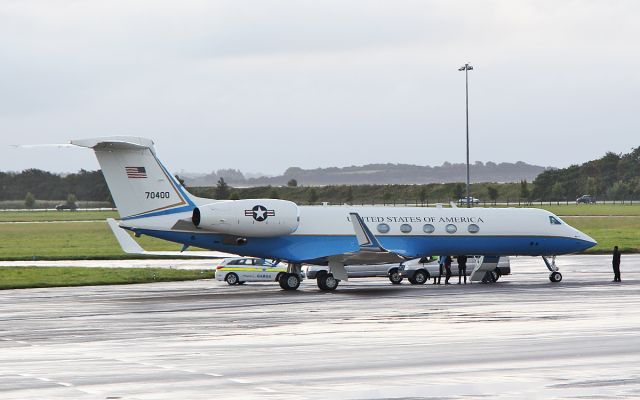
107, 218, 233, 258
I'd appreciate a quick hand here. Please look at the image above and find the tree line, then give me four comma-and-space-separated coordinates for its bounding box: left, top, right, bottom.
532, 147, 640, 200
188, 178, 526, 205
3, 146, 638, 207
0, 169, 111, 204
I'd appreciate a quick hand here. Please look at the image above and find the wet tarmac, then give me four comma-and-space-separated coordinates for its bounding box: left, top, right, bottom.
1, 254, 639, 399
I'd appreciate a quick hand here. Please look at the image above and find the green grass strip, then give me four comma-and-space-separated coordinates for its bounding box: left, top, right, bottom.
0, 267, 215, 290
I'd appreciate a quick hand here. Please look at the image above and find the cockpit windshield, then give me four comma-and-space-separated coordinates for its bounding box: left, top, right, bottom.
549, 216, 562, 225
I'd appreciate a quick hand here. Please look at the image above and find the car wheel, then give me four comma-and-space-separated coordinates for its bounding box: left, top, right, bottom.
388, 269, 403, 284
237, 281, 246, 285
225, 273, 239, 285
413, 270, 428, 285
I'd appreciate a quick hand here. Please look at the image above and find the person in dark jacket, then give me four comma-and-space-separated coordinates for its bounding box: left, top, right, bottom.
612, 246, 621, 282
444, 255, 453, 284
457, 255, 468, 284
434, 256, 444, 284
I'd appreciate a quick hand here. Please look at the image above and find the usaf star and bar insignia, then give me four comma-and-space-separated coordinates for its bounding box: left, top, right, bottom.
245, 205, 276, 221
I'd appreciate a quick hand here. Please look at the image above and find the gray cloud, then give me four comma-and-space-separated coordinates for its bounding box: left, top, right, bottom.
1, 0, 639, 175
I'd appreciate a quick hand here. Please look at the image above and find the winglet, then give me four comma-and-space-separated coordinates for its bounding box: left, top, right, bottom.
349, 212, 385, 252
107, 218, 145, 254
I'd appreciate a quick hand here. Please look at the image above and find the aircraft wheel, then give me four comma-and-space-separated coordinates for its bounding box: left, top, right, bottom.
279, 273, 300, 291
491, 270, 500, 282
388, 269, 403, 284
482, 271, 497, 283
316, 271, 328, 290
225, 273, 239, 285
317, 272, 339, 291
413, 270, 428, 285
549, 271, 562, 283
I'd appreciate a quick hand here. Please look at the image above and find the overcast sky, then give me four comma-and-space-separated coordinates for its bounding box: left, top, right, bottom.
1, 0, 639, 176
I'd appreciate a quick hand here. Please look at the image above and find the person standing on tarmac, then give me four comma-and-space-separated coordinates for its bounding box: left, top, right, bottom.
612, 246, 621, 282
444, 255, 453, 284
434, 256, 444, 284
457, 255, 468, 284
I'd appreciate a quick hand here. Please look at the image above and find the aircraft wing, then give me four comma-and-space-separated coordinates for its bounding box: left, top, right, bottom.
107, 218, 234, 258
345, 212, 407, 263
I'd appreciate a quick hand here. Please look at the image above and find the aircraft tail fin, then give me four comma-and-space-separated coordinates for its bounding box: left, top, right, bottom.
71, 136, 195, 219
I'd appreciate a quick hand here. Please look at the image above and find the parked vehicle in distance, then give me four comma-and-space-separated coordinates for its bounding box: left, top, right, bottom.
215, 257, 288, 285
55, 202, 77, 211
576, 195, 596, 204
305, 263, 404, 284
399, 256, 511, 284
457, 196, 481, 205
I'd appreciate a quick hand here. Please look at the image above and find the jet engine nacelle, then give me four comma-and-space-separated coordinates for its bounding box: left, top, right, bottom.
192, 199, 300, 237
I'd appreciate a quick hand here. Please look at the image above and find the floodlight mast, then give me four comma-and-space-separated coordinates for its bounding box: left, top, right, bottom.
458, 63, 473, 208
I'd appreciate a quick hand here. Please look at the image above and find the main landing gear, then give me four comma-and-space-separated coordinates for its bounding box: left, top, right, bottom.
278, 263, 303, 291
543, 256, 562, 283
316, 270, 340, 291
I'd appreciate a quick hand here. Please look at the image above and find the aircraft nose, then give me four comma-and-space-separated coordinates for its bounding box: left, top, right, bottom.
576, 230, 597, 250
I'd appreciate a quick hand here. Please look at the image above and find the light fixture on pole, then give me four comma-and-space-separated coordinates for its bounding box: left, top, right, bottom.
458, 62, 473, 208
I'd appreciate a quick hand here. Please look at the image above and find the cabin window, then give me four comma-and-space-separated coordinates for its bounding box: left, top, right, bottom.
377, 223, 390, 233
400, 224, 412, 233
468, 224, 480, 233
423, 224, 435, 234
549, 216, 562, 225
446, 224, 457, 234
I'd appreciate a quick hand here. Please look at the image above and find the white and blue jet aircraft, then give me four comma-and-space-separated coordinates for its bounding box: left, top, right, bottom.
69, 136, 596, 291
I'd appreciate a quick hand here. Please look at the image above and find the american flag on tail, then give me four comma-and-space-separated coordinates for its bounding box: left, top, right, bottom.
125, 166, 147, 178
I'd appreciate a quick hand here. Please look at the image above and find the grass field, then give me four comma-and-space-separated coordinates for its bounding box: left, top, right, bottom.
0, 267, 214, 290
0, 210, 119, 222
563, 217, 640, 253
0, 206, 637, 260
0, 221, 182, 260
516, 204, 640, 216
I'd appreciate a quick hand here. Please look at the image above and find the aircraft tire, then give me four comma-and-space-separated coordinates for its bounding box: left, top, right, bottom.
482, 271, 496, 283
278, 274, 288, 289
549, 271, 562, 283
388, 269, 403, 284
225, 273, 239, 285
317, 272, 339, 291
491, 270, 500, 282
413, 270, 428, 285
316, 271, 328, 290
279, 273, 300, 291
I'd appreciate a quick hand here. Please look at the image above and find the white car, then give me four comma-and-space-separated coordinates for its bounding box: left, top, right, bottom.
399, 256, 511, 284
458, 197, 481, 205
305, 263, 404, 285
215, 257, 287, 285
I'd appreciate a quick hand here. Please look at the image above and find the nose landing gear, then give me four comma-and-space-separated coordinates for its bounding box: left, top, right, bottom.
543, 256, 562, 283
